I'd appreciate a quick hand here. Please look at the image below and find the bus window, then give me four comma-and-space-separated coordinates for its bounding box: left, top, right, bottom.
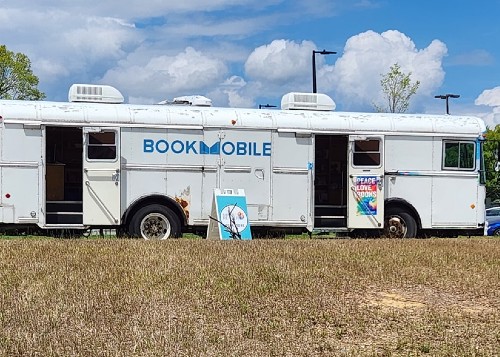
443, 141, 475, 170
87, 131, 117, 160
353, 139, 381, 166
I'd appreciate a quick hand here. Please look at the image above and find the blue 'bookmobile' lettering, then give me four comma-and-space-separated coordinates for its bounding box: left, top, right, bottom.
143, 139, 271, 157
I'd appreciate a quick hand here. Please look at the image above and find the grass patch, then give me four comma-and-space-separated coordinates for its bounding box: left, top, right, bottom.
0, 238, 499, 356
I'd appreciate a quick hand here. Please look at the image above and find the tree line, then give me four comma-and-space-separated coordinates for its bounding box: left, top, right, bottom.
0, 45, 44, 100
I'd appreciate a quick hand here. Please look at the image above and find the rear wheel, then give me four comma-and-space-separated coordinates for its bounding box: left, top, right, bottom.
493, 228, 500, 236
129, 204, 181, 240
383, 209, 417, 238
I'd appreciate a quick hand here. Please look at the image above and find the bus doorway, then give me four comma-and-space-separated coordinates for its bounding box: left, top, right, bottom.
45, 126, 83, 225
314, 135, 348, 228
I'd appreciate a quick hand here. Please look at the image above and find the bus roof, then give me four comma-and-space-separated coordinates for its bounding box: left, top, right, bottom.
0, 99, 486, 137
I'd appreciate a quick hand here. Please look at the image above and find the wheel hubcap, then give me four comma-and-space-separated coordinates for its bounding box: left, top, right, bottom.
140, 213, 171, 240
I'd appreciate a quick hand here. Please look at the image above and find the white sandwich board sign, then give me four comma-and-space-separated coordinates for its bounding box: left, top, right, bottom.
207, 189, 252, 240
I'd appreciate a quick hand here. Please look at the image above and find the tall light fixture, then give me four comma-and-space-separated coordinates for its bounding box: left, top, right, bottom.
312, 50, 336, 93
434, 94, 460, 115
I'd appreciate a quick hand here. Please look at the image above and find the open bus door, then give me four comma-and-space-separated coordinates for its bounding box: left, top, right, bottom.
82, 127, 121, 225
347, 135, 384, 229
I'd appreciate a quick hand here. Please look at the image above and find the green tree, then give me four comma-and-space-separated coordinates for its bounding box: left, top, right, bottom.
0, 45, 45, 100
484, 126, 500, 204
374, 63, 420, 113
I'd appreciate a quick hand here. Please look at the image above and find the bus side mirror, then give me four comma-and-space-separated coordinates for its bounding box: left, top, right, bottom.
496, 144, 500, 172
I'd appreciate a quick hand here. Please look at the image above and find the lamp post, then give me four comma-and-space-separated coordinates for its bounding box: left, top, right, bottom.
312, 49, 336, 93
258, 104, 277, 109
434, 94, 460, 115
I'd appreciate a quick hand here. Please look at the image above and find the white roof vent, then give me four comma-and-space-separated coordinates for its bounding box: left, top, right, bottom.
281, 92, 336, 111
68, 84, 124, 104
158, 95, 212, 107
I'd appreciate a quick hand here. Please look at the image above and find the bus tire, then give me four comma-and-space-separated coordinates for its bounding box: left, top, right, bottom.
384, 208, 417, 238
129, 204, 181, 240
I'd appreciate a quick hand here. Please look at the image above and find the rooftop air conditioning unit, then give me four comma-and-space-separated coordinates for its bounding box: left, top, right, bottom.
68, 84, 124, 104
281, 92, 336, 111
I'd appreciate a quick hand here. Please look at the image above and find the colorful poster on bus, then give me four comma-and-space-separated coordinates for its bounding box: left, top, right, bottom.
355, 176, 378, 216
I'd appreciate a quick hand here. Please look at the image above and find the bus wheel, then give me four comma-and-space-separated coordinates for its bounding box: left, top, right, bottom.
129, 204, 181, 240
383, 209, 417, 238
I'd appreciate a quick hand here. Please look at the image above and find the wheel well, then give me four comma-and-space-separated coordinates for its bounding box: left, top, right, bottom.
123, 195, 187, 229
385, 198, 422, 229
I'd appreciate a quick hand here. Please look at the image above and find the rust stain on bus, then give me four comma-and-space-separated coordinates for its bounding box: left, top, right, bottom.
175, 186, 191, 221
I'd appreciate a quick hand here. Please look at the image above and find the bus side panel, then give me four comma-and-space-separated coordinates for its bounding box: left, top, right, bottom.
219, 129, 272, 223
121, 127, 164, 217
167, 128, 208, 224
121, 127, 207, 225
432, 177, 479, 227
384, 136, 435, 227
386, 176, 432, 227
385, 135, 483, 229
271, 132, 312, 227
1, 124, 42, 224
2, 167, 39, 224
432, 137, 482, 228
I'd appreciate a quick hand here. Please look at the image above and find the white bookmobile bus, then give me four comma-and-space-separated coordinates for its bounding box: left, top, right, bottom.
0, 84, 487, 239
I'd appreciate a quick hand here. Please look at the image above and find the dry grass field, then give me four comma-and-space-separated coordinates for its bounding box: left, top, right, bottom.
0, 237, 499, 356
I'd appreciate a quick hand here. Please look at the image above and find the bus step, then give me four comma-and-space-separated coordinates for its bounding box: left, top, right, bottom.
46, 212, 83, 224
46, 201, 83, 213
314, 215, 346, 228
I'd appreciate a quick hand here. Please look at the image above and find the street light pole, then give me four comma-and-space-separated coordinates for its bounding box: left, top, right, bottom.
434, 94, 460, 115
312, 49, 336, 93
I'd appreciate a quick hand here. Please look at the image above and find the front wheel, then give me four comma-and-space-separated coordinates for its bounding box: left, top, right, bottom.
383, 209, 417, 238
129, 204, 181, 240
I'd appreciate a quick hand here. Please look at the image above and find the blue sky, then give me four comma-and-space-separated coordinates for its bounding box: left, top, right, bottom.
1, 0, 500, 125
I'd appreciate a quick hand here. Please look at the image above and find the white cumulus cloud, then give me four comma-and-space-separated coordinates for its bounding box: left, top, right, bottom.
475, 87, 500, 127
323, 30, 447, 111
238, 31, 448, 112
245, 39, 315, 84
64, 17, 138, 61
476, 87, 500, 107
233, 39, 318, 106
206, 76, 260, 108
101, 47, 228, 103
